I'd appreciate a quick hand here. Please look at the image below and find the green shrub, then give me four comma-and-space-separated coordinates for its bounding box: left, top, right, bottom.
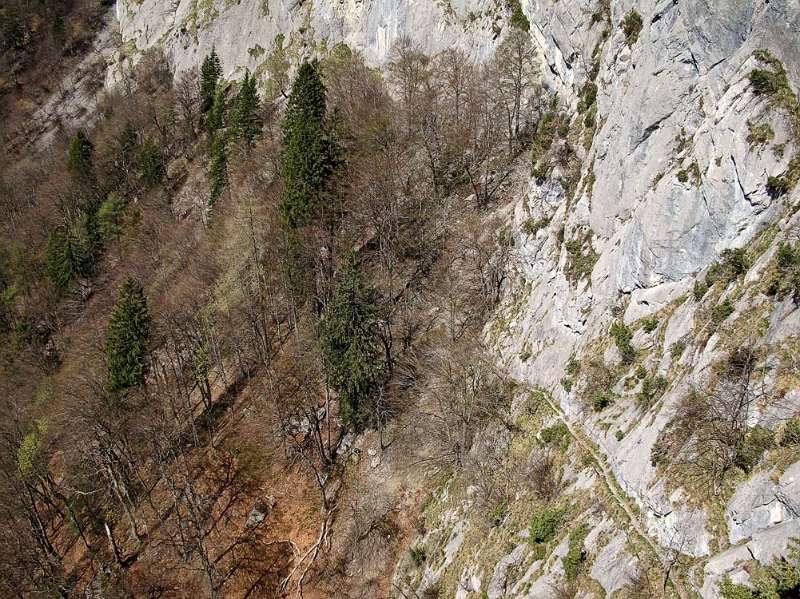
522, 217, 551, 236
611, 321, 634, 364
592, 389, 614, 412
620, 10, 643, 46
734, 426, 774, 473
615, 430, 624, 441
693, 280, 708, 301
750, 69, 781, 95
720, 248, 750, 280
566, 355, 581, 377
541, 422, 570, 450
488, 501, 508, 528
637, 374, 668, 408
701, 248, 749, 292
711, 299, 735, 325
777, 242, 799, 269
410, 545, 426, 566
561, 378, 574, 392
677, 169, 689, 183
565, 233, 599, 283
670, 340, 687, 359
642, 318, 659, 333
767, 175, 790, 199
718, 539, 800, 599
507, 0, 530, 31
577, 82, 598, 113
781, 418, 800, 446
529, 507, 565, 544
563, 525, 589, 581
17, 419, 47, 479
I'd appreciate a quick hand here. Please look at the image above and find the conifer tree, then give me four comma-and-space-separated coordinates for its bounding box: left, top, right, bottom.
138, 136, 163, 189
319, 254, 384, 428
207, 85, 227, 139
279, 60, 340, 228
231, 70, 262, 145
106, 278, 150, 392
67, 129, 94, 184
209, 134, 227, 205
44, 228, 73, 291
44, 212, 99, 291
200, 47, 222, 113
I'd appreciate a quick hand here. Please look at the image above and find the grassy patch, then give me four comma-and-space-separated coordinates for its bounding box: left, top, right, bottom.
565, 230, 599, 284
746, 121, 775, 148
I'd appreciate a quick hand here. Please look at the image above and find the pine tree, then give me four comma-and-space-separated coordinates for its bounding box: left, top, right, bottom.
106, 278, 150, 392
209, 133, 227, 205
200, 47, 222, 113
279, 60, 340, 228
231, 70, 262, 145
67, 129, 94, 184
319, 254, 384, 428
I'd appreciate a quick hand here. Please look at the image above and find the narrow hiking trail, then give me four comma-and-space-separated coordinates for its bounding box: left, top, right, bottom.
525, 383, 691, 599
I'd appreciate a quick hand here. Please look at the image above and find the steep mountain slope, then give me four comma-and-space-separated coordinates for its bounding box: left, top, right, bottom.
9, 0, 800, 597
115, 1, 800, 597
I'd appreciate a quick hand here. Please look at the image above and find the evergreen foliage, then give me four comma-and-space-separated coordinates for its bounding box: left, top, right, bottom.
44, 212, 99, 291
621, 10, 643, 46
528, 507, 565, 544
231, 70, 262, 145
106, 278, 150, 392
96, 192, 125, 240
67, 129, 94, 183
319, 254, 384, 428
209, 133, 228, 205
138, 136, 163, 189
200, 47, 222, 113
207, 85, 227, 139
279, 60, 340, 229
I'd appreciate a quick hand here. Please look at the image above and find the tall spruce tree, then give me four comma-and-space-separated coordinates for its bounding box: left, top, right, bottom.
279, 60, 339, 228
44, 212, 99, 291
231, 70, 262, 145
106, 278, 150, 392
200, 47, 222, 113
208, 134, 227, 205
67, 129, 94, 185
138, 136, 163, 189
319, 254, 384, 428
207, 85, 227, 139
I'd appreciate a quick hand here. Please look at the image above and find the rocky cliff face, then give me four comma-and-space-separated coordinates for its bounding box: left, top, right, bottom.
114, 1, 800, 596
